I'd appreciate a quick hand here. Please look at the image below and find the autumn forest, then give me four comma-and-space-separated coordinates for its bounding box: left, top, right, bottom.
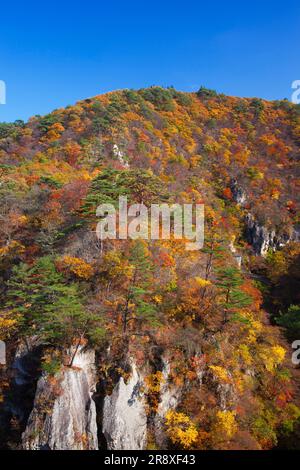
0, 86, 300, 450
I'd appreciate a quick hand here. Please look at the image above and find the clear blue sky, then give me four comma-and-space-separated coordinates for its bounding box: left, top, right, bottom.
0, 0, 299, 122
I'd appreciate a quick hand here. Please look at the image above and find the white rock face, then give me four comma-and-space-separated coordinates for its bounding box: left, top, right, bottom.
217, 382, 235, 411
154, 359, 181, 448
154, 354, 207, 446
113, 144, 129, 168
246, 214, 300, 257
157, 360, 181, 418
22, 347, 98, 450
0, 340, 6, 365
102, 360, 147, 450
229, 240, 242, 268
230, 179, 247, 205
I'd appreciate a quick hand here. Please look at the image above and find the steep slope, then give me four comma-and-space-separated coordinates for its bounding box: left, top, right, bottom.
0, 86, 299, 450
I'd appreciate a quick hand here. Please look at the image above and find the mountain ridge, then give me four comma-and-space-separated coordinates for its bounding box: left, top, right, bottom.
0, 85, 299, 450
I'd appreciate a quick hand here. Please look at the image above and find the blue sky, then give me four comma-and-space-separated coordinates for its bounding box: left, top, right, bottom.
0, 0, 299, 122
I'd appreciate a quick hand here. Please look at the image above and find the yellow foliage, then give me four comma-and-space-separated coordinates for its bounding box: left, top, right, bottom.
240, 311, 263, 343
194, 277, 211, 288
102, 250, 133, 279
13, 215, 28, 226
237, 344, 252, 366
190, 155, 202, 168
258, 345, 286, 372
59, 256, 94, 280
165, 410, 198, 449
222, 149, 232, 165
0, 311, 20, 340
234, 148, 251, 166
209, 365, 230, 383
145, 371, 165, 394
271, 189, 280, 200
0, 241, 25, 258
216, 410, 237, 439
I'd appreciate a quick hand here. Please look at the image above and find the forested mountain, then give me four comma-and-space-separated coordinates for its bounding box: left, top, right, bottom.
0, 86, 299, 450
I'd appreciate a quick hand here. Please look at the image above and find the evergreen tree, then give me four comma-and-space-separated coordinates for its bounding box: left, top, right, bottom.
81, 167, 169, 216
215, 266, 252, 323
6, 256, 105, 361
276, 305, 300, 339
121, 240, 160, 334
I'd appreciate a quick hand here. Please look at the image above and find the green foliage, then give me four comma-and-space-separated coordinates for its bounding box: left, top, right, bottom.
0, 120, 25, 139
123, 89, 143, 105
120, 240, 160, 334
128, 241, 159, 328
82, 167, 169, 215
197, 86, 218, 98
250, 98, 264, 118
246, 166, 263, 180
168, 87, 193, 107
273, 99, 294, 112
126, 86, 190, 109
6, 256, 105, 346
252, 415, 277, 447
215, 266, 252, 321
39, 176, 63, 188
234, 102, 248, 114
138, 102, 167, 127
207, 118, 217, 129
38, 114, 62, 132
92, 95, 128, 133
41, 357, 61, 375
81, 167, 130, 214
140, 87, 175, 112
262, 245, 300, 338
0, 86, 299, 450
89, 326, 107, 344
276, 305, 300, 337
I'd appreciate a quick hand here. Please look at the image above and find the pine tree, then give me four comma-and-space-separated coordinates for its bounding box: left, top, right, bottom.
81, 167, 169, 216
121, 240, 159, 334
81, 167, 129, 215
6, 256, 105, 361
215, 266, 252, 323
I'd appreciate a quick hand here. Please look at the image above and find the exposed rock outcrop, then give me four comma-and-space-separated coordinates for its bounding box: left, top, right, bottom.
229, 239, 242, 268
246, 214, 300, 256
12, 338, 42, 388
22, 347, 98, 450
0, 338, 42, 448
216, 381, 236, 411
229, 180, 300, 257
154, 358, 181, 447
113, 144, 129, 168
6, 338, 41, 422
230, 179, 247, 205
102, 360, 147, 450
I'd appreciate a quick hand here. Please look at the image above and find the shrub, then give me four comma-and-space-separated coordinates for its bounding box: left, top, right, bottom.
197, 86, 218, 98
41, 357, 61, 375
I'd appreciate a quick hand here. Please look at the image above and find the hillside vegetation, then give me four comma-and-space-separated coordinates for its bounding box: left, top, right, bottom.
0, 86, 300, 450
